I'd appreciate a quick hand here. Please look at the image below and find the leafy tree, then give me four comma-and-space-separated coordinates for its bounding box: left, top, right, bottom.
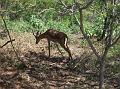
58, 0, 120, 89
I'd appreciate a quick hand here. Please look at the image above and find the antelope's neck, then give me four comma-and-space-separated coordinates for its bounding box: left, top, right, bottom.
39, 33, 47, 39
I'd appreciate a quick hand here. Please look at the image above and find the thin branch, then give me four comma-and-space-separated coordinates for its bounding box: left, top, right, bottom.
59, 0, 94, 10
1, 14, 15, 49
79, 0, 94, 10
1, 39, 15, 48
1, 14, 26, 65
58, 0, 67, 7
111, 35, 120, 46
58, 0, 78, 15
38, 8, 55, 15
75, 10, 100, 59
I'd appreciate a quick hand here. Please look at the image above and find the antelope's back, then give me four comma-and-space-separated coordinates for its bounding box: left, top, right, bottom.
46, 29, 68, 39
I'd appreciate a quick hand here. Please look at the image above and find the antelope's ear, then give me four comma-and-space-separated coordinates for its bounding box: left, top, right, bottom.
36, 31, 41, 35
36, 31, 39, 36
32, 30, 36, 37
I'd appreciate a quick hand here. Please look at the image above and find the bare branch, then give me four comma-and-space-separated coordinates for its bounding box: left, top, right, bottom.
1, 13, 26, 66
111, 35, 120, 46
58, 0, 78, 15
58, 0, 67, 7
38, 8, 55, 15
1, 39, 15, 48
74, 10, 100, 59
79, 0, 94, 10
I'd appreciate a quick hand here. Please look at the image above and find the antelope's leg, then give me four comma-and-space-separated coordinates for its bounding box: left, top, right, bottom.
55, 43, 64, 57
48, 40, 50, 58
60, 44, 72, 60
66, 45, 72, 60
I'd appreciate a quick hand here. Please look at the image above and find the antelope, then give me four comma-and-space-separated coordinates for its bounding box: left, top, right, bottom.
33, 29, 72, 60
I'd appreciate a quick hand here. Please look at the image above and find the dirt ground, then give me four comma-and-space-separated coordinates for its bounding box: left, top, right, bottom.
0, 31, 119, 89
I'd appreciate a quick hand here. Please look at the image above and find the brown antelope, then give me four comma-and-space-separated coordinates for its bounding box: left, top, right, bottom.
33, 29, 72, 60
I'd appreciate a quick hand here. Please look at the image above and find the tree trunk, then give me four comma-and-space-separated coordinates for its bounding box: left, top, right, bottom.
99, 47, 109, 89
99, 58, 105, 89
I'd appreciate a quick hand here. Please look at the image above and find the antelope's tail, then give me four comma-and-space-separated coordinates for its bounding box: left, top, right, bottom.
65, 37, 68, 47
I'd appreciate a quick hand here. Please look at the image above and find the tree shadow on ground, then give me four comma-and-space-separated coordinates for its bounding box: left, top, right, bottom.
25, 51, 120, 89
0, 51, 119, 89
22, 51, 100, 88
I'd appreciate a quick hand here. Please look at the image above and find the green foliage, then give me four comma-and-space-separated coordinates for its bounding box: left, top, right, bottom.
46, 20, 71, 33
105, 44, 120, 74
29, 15, 46, 32
1, 0, 119, 37
6, 20, 32, 32
109, 44, 120, 57
84, 13, 104, 37
0, 0, 90, 34
109, 61, 120, 74
2, 15, 79, 34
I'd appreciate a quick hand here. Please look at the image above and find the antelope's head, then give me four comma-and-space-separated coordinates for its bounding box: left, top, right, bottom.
33, 31, 41, 44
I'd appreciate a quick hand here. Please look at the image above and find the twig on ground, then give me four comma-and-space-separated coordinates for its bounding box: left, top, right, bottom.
0, 39, 15, 48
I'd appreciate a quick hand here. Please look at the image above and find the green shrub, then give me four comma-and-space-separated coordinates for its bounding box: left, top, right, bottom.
6, 20, 32, 32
